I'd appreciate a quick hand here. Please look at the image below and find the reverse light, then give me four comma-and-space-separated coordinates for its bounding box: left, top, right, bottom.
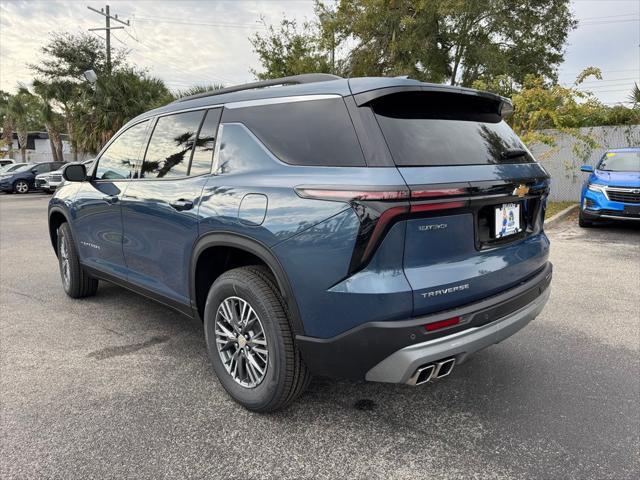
424, 316, 461, 332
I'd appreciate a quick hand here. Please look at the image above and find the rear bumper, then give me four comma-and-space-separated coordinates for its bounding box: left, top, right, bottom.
297, 261, 552, 381
366, 285, 549, 383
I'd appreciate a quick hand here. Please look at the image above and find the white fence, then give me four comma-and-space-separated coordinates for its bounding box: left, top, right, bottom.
529, 125, 640, 202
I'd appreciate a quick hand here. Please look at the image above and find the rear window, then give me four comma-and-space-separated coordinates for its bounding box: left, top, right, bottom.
222, 97, 365, 167
371, 92, 532, 166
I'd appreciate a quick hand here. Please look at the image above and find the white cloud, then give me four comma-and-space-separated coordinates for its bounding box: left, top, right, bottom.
0, 0, 316, 92
1, 0, 637, 105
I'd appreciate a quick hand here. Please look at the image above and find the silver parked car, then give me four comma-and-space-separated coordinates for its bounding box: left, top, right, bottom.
37, 159, 94, 193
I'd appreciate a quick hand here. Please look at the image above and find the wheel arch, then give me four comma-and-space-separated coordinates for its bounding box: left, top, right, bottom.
190, 232, 305, 335
48, 207, 70, 256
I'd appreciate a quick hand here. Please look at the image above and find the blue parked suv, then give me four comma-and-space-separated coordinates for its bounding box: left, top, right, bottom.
49, 75, 552, 411
579, 148, 640, 227
0, 161, 64, 193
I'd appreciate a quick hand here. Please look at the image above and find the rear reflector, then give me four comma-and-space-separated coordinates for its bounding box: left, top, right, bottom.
424, 316, 460, 332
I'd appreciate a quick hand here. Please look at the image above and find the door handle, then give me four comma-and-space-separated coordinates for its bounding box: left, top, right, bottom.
169, 199, 194, 211
102, 195, 119, 204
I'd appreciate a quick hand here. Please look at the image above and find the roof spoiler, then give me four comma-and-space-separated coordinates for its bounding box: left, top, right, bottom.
352, 84, 514, 119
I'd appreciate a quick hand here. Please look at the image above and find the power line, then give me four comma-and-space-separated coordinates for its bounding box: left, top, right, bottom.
134, 16, 266, 29
87, 4, 130, 74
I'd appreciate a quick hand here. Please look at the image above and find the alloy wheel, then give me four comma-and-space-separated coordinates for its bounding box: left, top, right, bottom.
15, 181, 28, 194
59, 234, 71, 290
214, 296, 268, 388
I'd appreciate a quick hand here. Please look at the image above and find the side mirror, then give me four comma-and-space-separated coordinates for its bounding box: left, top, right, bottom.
62, 163, 87, 182
31, 168, 38, 174
580, 165, 594, 173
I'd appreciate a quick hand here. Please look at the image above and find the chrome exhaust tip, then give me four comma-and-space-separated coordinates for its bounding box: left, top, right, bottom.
407, 364, 435, 386
433, 358, 456, 379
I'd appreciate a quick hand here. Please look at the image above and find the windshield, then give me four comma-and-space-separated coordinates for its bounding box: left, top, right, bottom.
598, 151, 640, 172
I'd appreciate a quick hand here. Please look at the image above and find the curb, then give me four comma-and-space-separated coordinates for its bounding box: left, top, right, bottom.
544, 204, 579, 228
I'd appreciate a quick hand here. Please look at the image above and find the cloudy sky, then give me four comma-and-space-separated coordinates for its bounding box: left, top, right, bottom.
0, 0, 638, 105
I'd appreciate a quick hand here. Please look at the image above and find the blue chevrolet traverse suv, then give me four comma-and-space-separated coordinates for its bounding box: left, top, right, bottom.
49, 74, 552, 411
579, 148, 640, 227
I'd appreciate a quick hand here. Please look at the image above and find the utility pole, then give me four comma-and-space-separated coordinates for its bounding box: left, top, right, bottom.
87, 4, 130, 74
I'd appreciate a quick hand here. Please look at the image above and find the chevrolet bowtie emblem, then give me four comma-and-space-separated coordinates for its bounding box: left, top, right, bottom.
513, 184, 529, 198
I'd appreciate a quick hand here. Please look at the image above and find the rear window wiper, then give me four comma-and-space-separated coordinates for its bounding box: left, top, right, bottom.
501, 148, 528, 160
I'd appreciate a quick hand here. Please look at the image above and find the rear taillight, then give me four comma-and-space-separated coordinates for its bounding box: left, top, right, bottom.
295, 185, 468, 274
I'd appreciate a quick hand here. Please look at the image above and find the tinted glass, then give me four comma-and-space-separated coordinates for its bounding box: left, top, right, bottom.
96, 121, 149, 180
598, 151, 640, 172
142, 111, 204, 179
372, 92, 532, 166
190, 109, 221, 176
215, 123, 276, 175
222, 98, 365, 167
35, 164, 51, 174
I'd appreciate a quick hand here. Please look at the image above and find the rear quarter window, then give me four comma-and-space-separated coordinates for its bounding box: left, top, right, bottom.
371, 91, 532, 167
222, 97, 365, 167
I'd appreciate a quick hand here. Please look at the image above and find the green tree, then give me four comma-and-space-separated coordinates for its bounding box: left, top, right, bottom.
252, 0, 576, 87
8, 87, 41, 161
30, 33, 127, 159
173, 84, 226, 100
0, 91, 15, 158
629, 83, 640, 108
74, 69, 172, 153
250, 19, 332, 80
30, 32, 124, 81
31, 82, 66, 162
481, 68, 639, 162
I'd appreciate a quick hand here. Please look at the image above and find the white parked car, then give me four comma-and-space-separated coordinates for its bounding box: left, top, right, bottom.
37, 159, 94, 193
0, 158, 16, 167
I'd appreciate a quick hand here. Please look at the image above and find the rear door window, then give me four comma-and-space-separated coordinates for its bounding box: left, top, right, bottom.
222, 97, 365, 167
371, 92, 532, 166
141, 111, 205, 179
95, 121, 149, 180
190, 108, 222, 176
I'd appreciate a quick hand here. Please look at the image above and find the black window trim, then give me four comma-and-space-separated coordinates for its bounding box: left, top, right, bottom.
91, 118, 151, 183
134, 107, 222, 182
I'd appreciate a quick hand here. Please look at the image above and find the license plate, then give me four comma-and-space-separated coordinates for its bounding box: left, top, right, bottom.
494, 203, 522, 238
624, 205, 640, 215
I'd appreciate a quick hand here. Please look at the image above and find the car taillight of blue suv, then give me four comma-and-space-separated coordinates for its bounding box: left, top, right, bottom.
48, 74, 552, 412
579, 148, 640, 227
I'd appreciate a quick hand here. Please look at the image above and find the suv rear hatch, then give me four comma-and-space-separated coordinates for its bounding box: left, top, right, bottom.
359, 88, 550, 317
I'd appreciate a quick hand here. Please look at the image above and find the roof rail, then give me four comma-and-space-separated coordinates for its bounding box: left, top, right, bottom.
173, 73, 343, 103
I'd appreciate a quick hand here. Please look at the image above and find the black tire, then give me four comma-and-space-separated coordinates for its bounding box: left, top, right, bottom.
13, 180, 29, 194
578, 210, 593, 228
204, 265, 310, 412
57, 222, 99, 298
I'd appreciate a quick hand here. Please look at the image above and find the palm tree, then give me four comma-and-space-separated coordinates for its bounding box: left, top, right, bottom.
628, 83, 640, 108
173, 84, 226, 100
8, 89, 31, 162
34, 79, 83, 161
32, 81, 65, 162
0, 91, 14, 158
74, 69, 172, 153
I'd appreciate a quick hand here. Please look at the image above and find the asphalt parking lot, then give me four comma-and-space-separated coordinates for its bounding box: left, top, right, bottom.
1, 194, 639, 480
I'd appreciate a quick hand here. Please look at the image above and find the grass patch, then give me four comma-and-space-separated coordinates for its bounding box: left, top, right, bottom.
545, 201, 577, 219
